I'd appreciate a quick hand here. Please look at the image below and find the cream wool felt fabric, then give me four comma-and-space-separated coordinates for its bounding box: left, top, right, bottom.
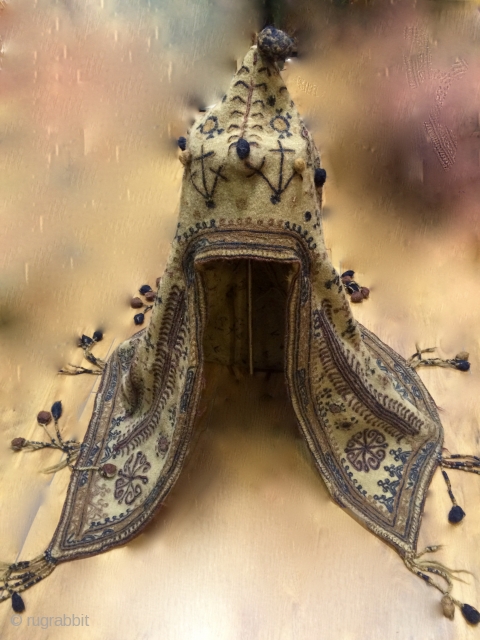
1, 28, 479, 624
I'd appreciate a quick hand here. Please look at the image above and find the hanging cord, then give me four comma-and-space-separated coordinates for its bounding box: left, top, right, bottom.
0, 552, 57, 613
404, 546, 479, 624
439, 453, 480, 523
340, 270, 370, 304
407, 346, 470, 372
59, 331, 105, 376
10, 401, 117, 478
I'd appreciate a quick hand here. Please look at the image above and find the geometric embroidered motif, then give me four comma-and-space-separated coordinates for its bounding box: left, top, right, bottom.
345, 429, 388, 472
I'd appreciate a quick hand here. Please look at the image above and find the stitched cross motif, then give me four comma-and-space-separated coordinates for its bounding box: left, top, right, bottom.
246, 139, 298, 204
190, 145, 227, 209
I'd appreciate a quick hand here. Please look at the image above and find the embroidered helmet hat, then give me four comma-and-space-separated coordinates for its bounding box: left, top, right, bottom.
2, 27, 479, 626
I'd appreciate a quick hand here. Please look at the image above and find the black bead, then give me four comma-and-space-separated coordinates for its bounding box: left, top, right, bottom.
304, 211, 312, 222
314, 168, 327, 187
133, 313, 145, 326
462, 604, 480, 625
341, 270, 355, 278
80, 334, 93, 346
345, 282, 360, 294
51, 401, 62, 421
92, 330, 103, 342
177, 136, 187, 151
236, 138, 250, 160
12, 592, 25, 613
455, 360, 470, 372
448, 505, 465, 524
139, 285, 152, 295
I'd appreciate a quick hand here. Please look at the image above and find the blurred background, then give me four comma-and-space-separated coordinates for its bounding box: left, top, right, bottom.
1, 1, 480, 638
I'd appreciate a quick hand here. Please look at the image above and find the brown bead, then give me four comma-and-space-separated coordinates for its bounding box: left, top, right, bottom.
441, 595, 455, 620
350, 291, 363, 303
360, 286, 370, 299
455, 351, 469, 361
100, 463, 117, 479
11, 437, 26, 451
179, 150, 192, 166
156, 277, 162, 288
341, 276, 352, 284
144, 291, 156, 302
293, 158, 306, 173
37, 411, 52, 425
130, 297, 143, 309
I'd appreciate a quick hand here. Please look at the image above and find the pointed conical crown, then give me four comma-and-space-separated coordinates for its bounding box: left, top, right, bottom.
177, 28, 326, 242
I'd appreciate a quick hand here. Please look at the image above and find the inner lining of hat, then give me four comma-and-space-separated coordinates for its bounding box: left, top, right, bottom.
201, 259, 295, 372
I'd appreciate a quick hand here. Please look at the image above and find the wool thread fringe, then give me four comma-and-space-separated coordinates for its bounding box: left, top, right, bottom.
407, 346, 470, 372
404, 546, 479, 623
0, 553, 56, 612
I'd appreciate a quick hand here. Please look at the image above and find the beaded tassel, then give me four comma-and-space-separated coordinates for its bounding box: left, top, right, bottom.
407, 346, 470, 372
404, 547, 479, 624
0, 553, 57, 613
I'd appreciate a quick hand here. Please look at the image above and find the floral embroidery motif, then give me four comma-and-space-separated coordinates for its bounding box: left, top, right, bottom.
344, 429, 388, 472
328, 402, 345, 413
156, 433, 170, 457
198, 115, 224, 139
114, 451, 151, 505
270, 109, 292, 138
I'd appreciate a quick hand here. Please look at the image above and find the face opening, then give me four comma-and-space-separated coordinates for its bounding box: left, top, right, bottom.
199, 259, 296, 372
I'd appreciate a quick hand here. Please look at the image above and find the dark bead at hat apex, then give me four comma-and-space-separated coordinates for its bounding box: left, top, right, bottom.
257, 26, 297, 61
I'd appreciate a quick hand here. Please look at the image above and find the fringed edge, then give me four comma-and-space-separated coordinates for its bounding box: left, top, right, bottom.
58, 331, 106, 376
404, 546, 479, 624
407, 346, 470, 372
0, 552, 57, 612
439, 453, 480, 523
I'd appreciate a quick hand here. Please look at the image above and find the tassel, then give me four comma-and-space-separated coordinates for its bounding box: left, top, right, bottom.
448, 505, 465, 524
59, 330, 106, 375
340, 271, 369, 303
11, 592, 25, 613
404, 546, 475, 624
441, 595, 455, 620
0, 553, 56, 610
461, 603, 480, 625
440, 469, 466, 524
407, 346, 471, 371
10, 400, 83, 474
